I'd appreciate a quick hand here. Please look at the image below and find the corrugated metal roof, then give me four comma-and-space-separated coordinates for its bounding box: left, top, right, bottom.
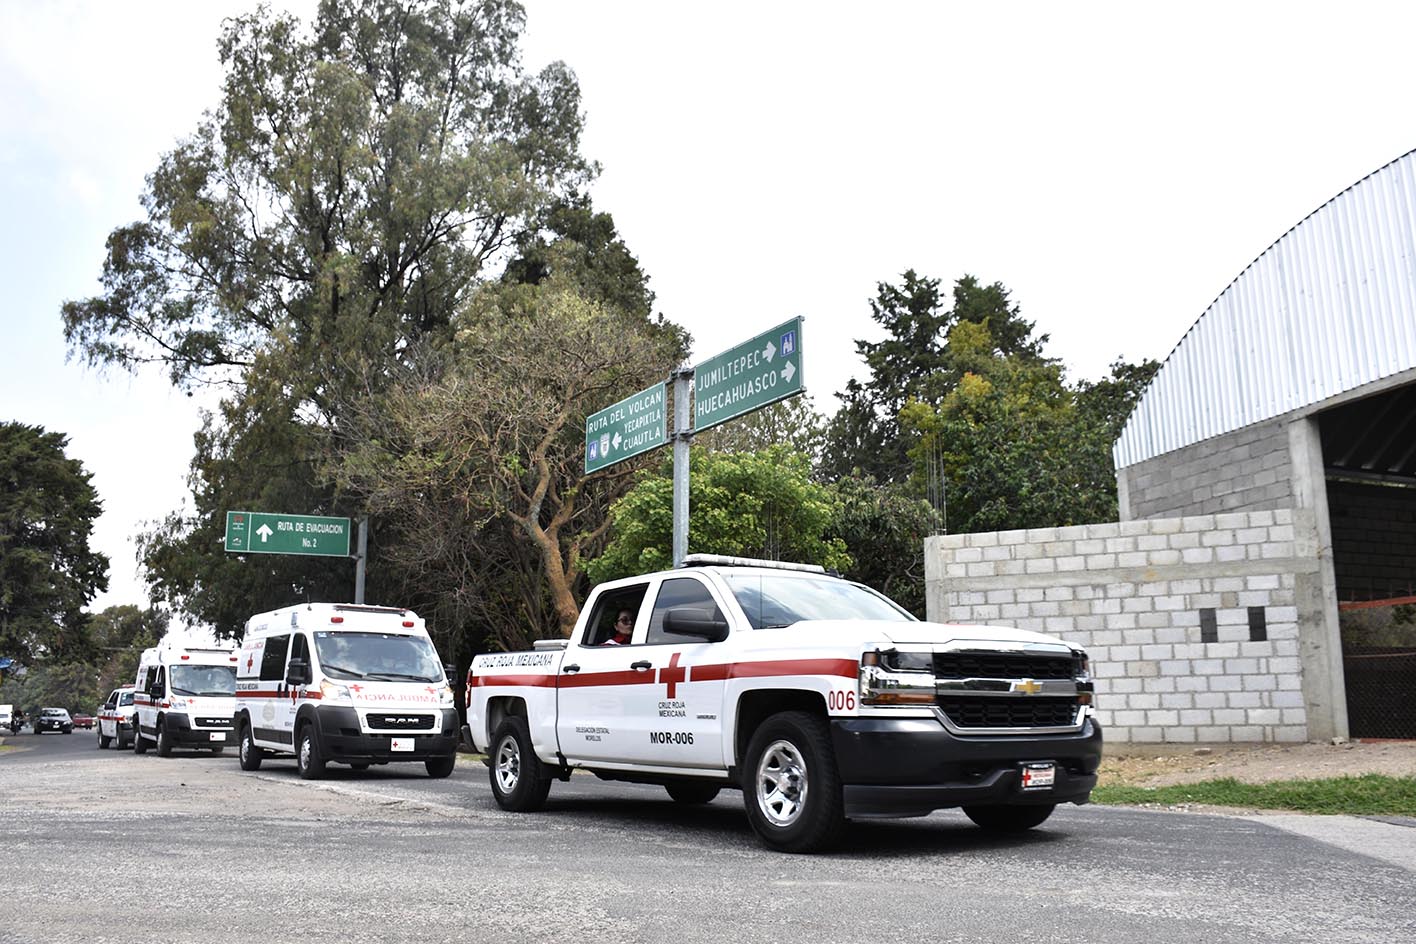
1114, 148, 1416, 469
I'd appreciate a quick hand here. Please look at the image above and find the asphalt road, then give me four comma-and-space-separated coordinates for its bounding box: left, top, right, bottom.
1, 731, 1412, 944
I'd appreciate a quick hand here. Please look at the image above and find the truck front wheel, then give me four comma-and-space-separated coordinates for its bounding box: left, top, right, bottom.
741, 711, 845, 853
963, 804, 1056, 832
297, 724, 326, 780
238, 720, 263, 771
489, 717, 551, 812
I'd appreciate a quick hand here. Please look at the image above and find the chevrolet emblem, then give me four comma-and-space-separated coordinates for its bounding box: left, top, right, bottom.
1013, 678, 1043, 695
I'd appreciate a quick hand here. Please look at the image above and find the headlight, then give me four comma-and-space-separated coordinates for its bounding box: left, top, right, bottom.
859, 649, 937, 706
320, 680, 352, 704
437, 686, 454, 706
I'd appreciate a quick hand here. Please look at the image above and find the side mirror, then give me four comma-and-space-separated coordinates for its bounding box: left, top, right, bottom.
150, 683, 165, 699
663, 607, 730, 642
285, 659, 312, 686
443, 663, 457, 683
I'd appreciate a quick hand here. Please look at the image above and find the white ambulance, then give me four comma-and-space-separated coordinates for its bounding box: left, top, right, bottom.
234, 603, 458, 779
133, 634, 239, 756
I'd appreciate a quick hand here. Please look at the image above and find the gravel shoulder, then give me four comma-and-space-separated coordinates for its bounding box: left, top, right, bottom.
1100, 739, 1416, 788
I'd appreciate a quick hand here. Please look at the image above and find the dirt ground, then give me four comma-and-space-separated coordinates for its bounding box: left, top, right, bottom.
1100, 738, 1416, 788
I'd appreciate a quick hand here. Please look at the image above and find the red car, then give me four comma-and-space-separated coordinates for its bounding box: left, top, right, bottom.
71, 713, 96, 729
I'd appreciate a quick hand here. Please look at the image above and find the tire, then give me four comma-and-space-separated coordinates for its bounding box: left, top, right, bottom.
296, 724, 326, 780
238, 720, 263, 771
488, 717, 551, 812
350, 762, 370, 771
99, 731, 112, 749
741, 711, 845, 853
210, 745, 225, 755
962, 804, 1056, 832
665, 782, 721, 804
133, 727, 149, 754
155, 722, 173, 757
425, 755, 456, 779
118, 735, 131, 751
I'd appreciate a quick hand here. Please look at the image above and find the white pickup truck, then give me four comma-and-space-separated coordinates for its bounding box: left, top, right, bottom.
464, 555, 1102, 852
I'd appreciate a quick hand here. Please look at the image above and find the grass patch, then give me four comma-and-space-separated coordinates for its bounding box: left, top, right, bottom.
1092, 774, 1416, 815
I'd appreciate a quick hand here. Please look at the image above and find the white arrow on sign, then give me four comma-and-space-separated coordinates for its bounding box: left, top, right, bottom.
781, 360, 796, 384
256, 524, 274, 543
762, 339, 777, 362
612, 432, 622, 450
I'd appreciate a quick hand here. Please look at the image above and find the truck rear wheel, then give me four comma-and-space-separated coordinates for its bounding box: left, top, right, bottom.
489, 717, 551, 812
98, 731, 111, 749
962, 804, 1056, 832
238, 720, 263, 771
741, 711, 845, 853
133, 728, 149, 754
665, 782, 720, 804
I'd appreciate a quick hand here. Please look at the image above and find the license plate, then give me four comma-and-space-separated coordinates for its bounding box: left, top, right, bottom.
391, 738, 414, 752
208, 732, 226, 742
1020, 762, 1055, 791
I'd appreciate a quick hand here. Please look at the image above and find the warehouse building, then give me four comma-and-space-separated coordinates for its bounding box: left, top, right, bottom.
927, 149, 1416, 743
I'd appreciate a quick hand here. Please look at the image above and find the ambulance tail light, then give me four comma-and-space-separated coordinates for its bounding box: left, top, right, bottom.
330, 616, 344, 624
859, 649, 936, 707
402, 620, 414, 628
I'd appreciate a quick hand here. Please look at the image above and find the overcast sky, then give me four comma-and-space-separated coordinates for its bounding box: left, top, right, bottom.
2, 0, 1414, 619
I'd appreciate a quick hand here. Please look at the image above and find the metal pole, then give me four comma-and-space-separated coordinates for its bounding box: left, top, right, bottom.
672, 367, 694, 567
354, 515, 368, 604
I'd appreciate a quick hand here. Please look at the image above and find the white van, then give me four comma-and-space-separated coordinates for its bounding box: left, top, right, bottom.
234, 603, 458, 779
133, 635, 239, 756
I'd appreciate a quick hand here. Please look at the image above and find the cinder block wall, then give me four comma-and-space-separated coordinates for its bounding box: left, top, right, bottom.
1327, 479, 1416, 601
1119, 419, 1293, 520
925, 510, 1318, 744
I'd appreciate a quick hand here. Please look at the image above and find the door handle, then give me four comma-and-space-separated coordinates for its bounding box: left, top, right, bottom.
562, 664, 581, 674
630, 660, 652, 671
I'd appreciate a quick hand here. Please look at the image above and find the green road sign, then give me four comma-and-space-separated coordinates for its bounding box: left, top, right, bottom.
692, 317, 803, 432
585, 382, 667, 473
224, 511, 352, 557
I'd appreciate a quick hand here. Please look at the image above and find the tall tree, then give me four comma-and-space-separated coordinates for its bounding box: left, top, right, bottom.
0, 423, 109, 664
61, 1, 600, 636
822, 271, 1049, 483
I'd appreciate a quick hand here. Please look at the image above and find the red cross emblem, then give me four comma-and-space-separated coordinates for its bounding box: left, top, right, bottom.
424, 686, 438, 695
659, 652, 687, 699
245, 654, 254, 672
350, 684, 363, 694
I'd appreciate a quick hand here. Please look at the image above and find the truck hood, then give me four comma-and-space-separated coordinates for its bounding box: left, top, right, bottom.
781, 620, 1081, 652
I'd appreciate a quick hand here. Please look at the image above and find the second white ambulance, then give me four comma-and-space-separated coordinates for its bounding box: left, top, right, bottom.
134, 635, 239, 756
234, 603, 458, 779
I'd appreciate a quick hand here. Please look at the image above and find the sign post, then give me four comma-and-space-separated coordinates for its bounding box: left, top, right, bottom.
224, 511, 352, 558
584, 382, 668, 474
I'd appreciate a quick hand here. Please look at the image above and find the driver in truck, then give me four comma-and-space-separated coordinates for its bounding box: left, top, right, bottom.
601, 609, 634, 646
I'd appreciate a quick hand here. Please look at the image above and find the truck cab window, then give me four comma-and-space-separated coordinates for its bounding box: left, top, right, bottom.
585, 585, 648, 646
647, 578, 724, 645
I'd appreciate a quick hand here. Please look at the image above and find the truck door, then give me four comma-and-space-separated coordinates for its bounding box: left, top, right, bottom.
254, 634, 292, 747
555, 582, 650, 766
618, 575, 730, 769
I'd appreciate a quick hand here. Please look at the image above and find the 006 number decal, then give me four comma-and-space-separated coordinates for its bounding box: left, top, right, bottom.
827, 690, 856, 711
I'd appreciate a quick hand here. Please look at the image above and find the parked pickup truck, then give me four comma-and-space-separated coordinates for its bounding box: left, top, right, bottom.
464, 555, 1102, 852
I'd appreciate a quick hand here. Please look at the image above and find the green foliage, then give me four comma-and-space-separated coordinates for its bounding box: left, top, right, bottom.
822, 271, 1048, 483
694, 396, 827, 461
0, 423, 109, 665
1092, 775, 1416, 816
5, 606, 168, 718
586, 446, 852, 585
826, 473, 939, 617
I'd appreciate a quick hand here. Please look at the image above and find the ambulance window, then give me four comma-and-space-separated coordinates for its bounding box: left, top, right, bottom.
647, 578, 725, 645
260, 635, 291, 680
290, 633, 309, 665
144, 667, 158, 693
119, 691, 134, 707
155, 667, 166, 691
104, 692, 117, 709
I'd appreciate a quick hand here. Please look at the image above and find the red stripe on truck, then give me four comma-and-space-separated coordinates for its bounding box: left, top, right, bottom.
472, 656, 860, 690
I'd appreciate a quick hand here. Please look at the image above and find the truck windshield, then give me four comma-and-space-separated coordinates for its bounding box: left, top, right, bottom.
313, 632, 443, 683
170, 665, 237, 697
723, 574, 916, 629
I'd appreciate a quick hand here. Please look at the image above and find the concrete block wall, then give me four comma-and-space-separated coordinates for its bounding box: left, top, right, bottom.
1327, 479, 1416, 601
1119, 418, 1293, 521
925, 510, 1318, 744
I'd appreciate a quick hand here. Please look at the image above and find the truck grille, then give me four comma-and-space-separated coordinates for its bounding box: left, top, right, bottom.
366, 713, 435, 730
195, 717, 232, 728
937, 696, 1079, 729
933, 652, 1079, 680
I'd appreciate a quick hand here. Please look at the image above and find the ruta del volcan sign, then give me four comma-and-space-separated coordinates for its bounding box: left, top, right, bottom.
584, 383, 667, 473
